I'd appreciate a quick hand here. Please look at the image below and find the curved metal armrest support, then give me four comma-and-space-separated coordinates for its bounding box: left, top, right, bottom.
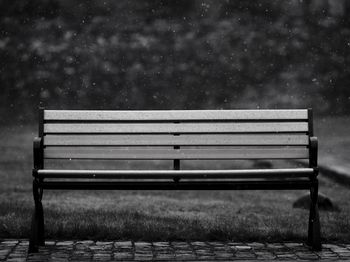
309, 136, 318, 175
33, 137, 43, 171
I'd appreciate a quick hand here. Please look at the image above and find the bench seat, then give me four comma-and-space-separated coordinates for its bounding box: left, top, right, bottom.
29, 108, 321, 252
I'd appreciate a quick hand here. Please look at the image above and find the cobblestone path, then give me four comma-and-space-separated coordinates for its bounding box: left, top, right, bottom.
1, 240, 350, 261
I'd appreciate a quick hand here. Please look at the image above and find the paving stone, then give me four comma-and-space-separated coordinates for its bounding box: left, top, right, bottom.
134, 254, 153, 260
266, 243, 286, 249
323, 243, 342, 249
3, 239, 350, 261
8, 252, 26, 258
318, 251, 340, 260
191, 241, 207, 246
154, 248, 173, 254
48, 257, 69, 262
153, 241, 170, 246
75, 243, 90, 250
234, 251, 256, 259
208, 241, 226, 247
276, 253, 298, 259
227, 242, 245, 245
56, 241, 74, 246
92, 253, 112, 261
171, 242, 192, 251
296, 251, 320, 260
134, 241, 152, 246
214, 251, 234, 259
7, 258, 26, 262
0, 249, 10, 256
332, 248, 350, 254
76, 240, 94, 245
233, 245, 253, 251
2, 240, 19, 245
196, 249, 212, 254
27, 254, 50, 261
154, 253, 175, 260
114, 240, 132, 246
196, 251, 214, 256
196, 255, 216, 260
113, 251, 133, 260
89, 245, 104, 251
338, 252, 350, 258
255, 251, 276, 260
284, 242, 304, 248
247, 242, 266, 248
75, 249, 91, 255
96, 241, 113, 245
174, 253, 196, 260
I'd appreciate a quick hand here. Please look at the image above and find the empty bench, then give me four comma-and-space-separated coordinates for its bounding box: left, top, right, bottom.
29, 109, 321, 252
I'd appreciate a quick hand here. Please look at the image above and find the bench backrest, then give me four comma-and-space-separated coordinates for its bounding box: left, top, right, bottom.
38, 109, 313, 164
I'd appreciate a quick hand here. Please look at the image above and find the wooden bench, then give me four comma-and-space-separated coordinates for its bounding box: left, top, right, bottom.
29, 108, 321, 252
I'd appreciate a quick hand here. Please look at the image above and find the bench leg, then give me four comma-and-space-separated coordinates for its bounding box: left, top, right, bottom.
29, 180, 45, 253
307, 180, 321, 251
28, 209, 39, 253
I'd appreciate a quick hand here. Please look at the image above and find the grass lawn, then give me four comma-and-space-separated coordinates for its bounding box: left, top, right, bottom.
315, 116, 350, 171
0, 116, 349, 242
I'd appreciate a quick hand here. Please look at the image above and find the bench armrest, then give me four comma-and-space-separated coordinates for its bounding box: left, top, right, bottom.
33, 137, 43, 171
309, 136, 318, 169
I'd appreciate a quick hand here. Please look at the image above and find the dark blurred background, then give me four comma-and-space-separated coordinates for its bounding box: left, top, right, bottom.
0, 0, 349, 123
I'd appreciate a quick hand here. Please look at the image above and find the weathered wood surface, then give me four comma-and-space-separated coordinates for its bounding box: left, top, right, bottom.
44, 134, 309, 146
44, 122, 308, 134
44, 109, 308, 121
44, 147, 309, 159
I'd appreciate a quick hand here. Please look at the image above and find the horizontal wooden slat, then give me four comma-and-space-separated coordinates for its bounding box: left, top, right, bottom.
44, 147, 309, 159
44, 134, 309, 146
44, 109, 308, 121
36, 168, 314, 179
44, 122, 308, 134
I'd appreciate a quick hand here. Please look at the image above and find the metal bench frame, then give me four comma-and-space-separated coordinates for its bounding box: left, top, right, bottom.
29, 108, 321, 252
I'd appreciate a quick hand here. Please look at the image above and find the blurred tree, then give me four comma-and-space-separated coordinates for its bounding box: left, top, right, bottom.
0, 0, 59, 18
0, 0, 349, 123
